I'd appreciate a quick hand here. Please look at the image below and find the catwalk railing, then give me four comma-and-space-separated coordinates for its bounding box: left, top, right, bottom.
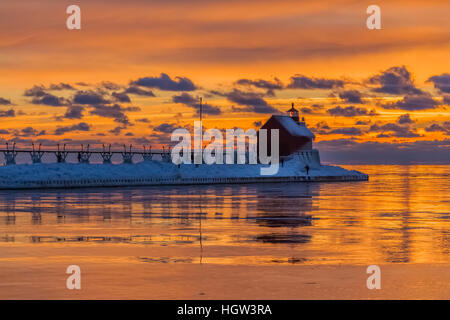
0, 143, 169, 165
1, 143, 322, 167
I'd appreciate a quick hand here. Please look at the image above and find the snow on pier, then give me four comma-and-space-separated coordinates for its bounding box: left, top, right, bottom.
0, 153, 368, 190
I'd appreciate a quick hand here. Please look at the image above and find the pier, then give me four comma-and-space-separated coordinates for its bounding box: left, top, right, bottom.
0, 174, 369, 190
0, 143, 170, 165
0, 143, 368, 190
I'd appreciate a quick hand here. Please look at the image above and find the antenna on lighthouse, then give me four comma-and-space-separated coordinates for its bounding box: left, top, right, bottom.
199, 97, 203, 123
194, 97, 203, 165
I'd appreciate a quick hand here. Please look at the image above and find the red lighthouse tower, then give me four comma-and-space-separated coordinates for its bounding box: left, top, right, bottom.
257, 103, 315, 156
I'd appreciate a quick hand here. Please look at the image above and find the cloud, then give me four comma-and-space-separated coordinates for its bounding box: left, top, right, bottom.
0, 109, 15, 117
112, 91, 131, 103
327, 105, 377, 117
368, 66, 422, 95
287, 75, 344, 89
338, 90, 363, 104
355, 120, 371, 125
136, 118, 150, 123
313, 121, 330, 132
235, 78, 283, 96
425, 122, 450, 135
59, 87, 143, 125
311, 122, 331, 136
63, 106, 84, 119
24, 84, 74, 107
48, 83, 75, 91
31, 93, 67, 106
427, 74, 450, 93
214, 89, 278, 114
131, 73, 196, 91
109, 126, 125, 135
24, 85, 47, 97
0, 97, 11, 105
382, 93, 439, 111
89, 104, 140, 125
153, 123, 180, 134
54, 122, 90, 135
0, 129, 9, 134
173, 92, 221, 115
24, 85, 68, 106
99, 81, 122, 91
15, 127, 46, 137
312, 120, 362, 136
172, 92, 196, 105
397, 113, 414, 124
73, 90, 109, 105
124, 86, 156, 97
369, 122, 421, 138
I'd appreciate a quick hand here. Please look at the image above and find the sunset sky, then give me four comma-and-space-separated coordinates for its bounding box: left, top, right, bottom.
0, 0, 449, 163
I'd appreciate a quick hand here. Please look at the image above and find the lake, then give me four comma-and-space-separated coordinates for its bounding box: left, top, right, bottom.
0, 165, 449, 299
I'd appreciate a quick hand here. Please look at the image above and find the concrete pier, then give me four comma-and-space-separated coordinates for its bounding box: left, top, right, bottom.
0, 173, 369, 190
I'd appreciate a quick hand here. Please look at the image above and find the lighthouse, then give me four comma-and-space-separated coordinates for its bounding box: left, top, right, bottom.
258, 103, 315, 157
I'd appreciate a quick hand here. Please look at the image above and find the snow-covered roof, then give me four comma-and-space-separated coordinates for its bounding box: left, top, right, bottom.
272, 115, 315, 139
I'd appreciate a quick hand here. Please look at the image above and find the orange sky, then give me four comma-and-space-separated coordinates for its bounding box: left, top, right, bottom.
0, 0, 449, 162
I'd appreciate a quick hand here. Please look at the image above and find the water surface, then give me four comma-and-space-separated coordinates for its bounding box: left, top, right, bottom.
0, 165, 449, 298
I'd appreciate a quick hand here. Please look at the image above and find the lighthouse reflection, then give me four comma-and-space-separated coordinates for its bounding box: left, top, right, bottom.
253, 184, 314, 228
251, 184, 314, 245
